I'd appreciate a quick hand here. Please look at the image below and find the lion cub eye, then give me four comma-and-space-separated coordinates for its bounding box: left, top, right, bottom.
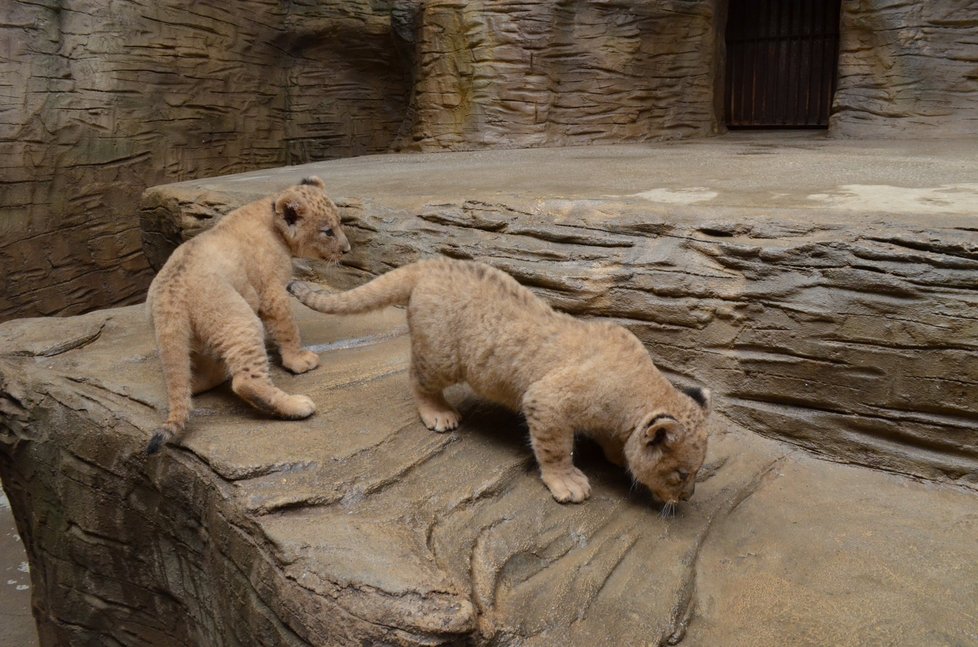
320, 227, 334, 237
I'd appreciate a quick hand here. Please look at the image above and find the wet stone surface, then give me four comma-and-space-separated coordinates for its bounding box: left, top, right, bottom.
0, 489, 38, 647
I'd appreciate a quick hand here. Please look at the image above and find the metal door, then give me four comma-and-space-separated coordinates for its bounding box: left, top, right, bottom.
725, 0, 841, 128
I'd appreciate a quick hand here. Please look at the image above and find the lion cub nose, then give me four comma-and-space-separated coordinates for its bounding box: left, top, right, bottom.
341, 239, 351, 254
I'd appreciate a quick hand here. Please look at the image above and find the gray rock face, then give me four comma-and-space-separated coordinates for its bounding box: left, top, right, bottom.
833, 0, 978, 137
395, 0, 720, 150
0, 0, 408, 321
139, 138, 978, 487
0, 0, 716, 322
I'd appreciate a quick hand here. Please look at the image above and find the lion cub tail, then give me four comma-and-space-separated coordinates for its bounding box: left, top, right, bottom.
288, 262, 424, 314
147, 308, 194, 455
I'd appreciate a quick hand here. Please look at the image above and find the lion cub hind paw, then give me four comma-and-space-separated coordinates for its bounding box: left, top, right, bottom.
281, 394, 316, 419
282, 349, 320, 374
541, 467, 592, 503
419, 408, 461, 433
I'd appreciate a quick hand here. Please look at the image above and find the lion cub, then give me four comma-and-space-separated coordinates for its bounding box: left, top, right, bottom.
289, 258, 710, 507
146, 176, 350, 454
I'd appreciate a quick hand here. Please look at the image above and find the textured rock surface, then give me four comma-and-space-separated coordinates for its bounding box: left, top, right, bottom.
395, 0, 720, 150
140, 136, 978, 486
832, 0, 978, 137
1, 0, 720, 322
1, 304, 976, 646
0, 0, 409, 321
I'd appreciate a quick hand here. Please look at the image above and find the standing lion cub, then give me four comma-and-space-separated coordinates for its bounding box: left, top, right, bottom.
289, 258, 710, 507
146, 176, 350, 454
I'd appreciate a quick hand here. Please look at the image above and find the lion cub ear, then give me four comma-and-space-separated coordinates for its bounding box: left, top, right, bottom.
274, 195, 305, 229
300, 176, 326, 189
643, 414, 682, 449
681, 385, 711, 412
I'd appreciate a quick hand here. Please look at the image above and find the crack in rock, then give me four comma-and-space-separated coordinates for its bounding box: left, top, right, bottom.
661, 456, 787, 646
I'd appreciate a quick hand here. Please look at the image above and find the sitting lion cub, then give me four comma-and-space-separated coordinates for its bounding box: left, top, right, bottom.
146, 176, 350, 454
289, 258, 710, 507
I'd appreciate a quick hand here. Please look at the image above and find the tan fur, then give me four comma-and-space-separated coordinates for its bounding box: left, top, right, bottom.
146, 176, 350, 454
289, 258, 710, 506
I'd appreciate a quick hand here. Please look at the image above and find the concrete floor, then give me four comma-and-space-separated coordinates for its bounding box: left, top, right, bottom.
0, 489, 37, 647
171, 131, 978, 219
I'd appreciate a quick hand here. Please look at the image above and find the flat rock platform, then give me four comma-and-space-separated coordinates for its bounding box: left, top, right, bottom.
2, 134, 976, 645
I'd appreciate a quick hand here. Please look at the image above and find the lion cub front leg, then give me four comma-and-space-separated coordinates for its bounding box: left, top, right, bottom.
595, 435, 626, 467
261, 287, 320, 374
523, 384, 591, 504
410, 359, 460, 432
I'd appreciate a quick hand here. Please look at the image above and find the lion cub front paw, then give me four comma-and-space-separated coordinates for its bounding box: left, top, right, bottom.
418, 406, 461, 433
541, 466, 592, 503
282, 349, 320, 374
282, 394, 316, 419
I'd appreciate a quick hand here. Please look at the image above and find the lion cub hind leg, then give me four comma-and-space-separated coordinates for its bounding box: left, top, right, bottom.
410, 357, 460, 433
204, 302, 315, 420
191, 350, 227, 395
523, 380, 591, 503
231, 373, 316, 419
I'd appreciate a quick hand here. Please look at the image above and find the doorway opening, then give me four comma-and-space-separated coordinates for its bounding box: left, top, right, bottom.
725, 0, 841, 128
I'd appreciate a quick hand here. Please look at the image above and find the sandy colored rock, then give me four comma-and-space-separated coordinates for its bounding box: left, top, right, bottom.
0, 302, 976, 645
395, 0, 720, 150
0, 0, 409, 321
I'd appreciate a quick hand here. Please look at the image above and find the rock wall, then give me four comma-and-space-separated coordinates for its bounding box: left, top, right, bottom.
2, 0, 726, 322
6, 0, 978, 321
396, 0, 721, 149
1, 1, 277, 320
279, 2, 414, 162
0, 0, 409, 323
832, 0, 978, 137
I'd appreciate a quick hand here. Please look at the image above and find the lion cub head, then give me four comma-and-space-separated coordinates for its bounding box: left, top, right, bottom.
273, 176, 351, 262
623, 386, 711, 507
